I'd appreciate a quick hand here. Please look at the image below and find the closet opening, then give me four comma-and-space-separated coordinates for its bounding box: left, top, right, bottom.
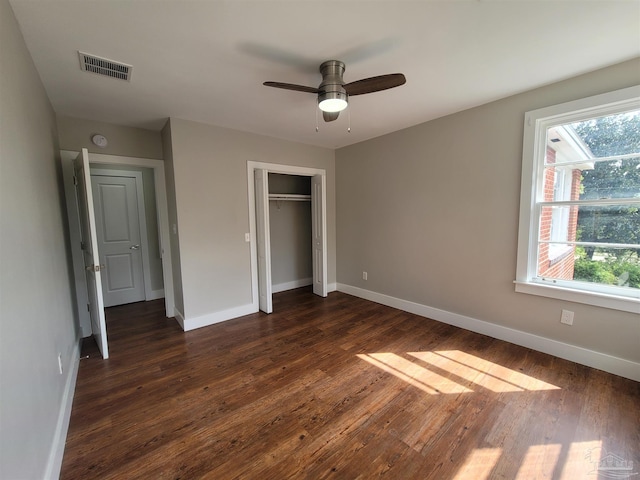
268, 173, 312, 294
248, 161, 327, 315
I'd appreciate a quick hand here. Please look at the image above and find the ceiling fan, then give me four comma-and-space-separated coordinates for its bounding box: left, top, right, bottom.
263, 60, 406, 122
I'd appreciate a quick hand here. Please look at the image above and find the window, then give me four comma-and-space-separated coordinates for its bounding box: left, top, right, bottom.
516, 86, 640, 313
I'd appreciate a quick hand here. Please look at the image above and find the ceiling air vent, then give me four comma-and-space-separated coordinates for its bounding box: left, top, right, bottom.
78, 51, 132, 81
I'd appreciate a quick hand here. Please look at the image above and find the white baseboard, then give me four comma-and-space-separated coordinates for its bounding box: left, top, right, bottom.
181, 303, 258, 332
272, 278, 312, 294
147, 289, 165, 301
44, 340, 81, 480
271, 279, 338, 294
337, 283, 640, 382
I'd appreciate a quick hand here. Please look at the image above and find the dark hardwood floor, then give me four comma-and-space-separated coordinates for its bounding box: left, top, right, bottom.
61, 288, 639, 479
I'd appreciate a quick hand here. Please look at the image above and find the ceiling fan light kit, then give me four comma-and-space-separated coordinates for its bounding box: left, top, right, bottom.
318, 93, 348, 113
264, 59, 406, 123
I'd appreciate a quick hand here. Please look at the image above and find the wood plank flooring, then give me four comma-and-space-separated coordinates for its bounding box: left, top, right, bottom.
61, 288, 639, 479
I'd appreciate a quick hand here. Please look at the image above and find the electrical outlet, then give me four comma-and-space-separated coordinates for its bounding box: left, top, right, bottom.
57, 353, 63, 374
362, 271, 368, 280
560, 309, 574, 325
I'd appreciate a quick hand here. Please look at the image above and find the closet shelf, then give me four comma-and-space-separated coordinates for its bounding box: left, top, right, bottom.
268, 194, 311, 202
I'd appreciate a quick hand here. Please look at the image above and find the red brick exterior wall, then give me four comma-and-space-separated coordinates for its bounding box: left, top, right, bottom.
537, 147, 581, 280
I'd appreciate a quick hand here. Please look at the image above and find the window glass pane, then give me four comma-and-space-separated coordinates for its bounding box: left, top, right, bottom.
571, 110, 640, 158
541, 166, 579, 202
579, 156, 640, 200
537, 243, 576, 280
576, 204, 640, 246
540, 204, 640, 246
573, 246, 640, 289
539, 206, 578, 244
537, 245, 640, 290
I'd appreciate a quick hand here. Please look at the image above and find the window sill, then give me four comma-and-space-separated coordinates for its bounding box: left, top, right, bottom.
514, 281, 640, 314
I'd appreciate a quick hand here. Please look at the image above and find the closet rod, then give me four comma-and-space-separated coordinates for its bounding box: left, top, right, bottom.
268, 194, 311, 202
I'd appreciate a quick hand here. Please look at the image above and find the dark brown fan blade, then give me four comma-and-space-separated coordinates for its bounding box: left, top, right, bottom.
263, 81, 319, 94
344, 73, 406, 96
323, 111, 340, 122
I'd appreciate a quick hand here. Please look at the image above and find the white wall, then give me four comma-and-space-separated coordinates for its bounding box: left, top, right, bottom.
336, 58, 640, 367
0, 0, 79, 477
166, 118, 335, 322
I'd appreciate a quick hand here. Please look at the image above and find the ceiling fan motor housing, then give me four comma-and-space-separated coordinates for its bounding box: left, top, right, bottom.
317, 60, 348, 108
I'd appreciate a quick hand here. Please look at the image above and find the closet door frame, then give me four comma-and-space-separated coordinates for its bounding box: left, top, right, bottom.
247, 161, 328, 312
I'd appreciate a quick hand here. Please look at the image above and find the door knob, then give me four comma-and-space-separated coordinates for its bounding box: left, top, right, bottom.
130, 244, 140, 250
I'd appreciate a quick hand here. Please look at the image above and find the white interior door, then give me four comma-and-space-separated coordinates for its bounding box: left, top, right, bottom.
255, 169, 273, 313
74, 149, 109, 359
91, 175, 145, 307
312, 174, 328, 297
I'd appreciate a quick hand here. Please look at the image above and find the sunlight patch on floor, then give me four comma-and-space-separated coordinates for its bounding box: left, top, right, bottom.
514, 443, 563, 479
358, 350, 560, 395
452, 447, 503, 480
409, 350, 560, 392
560, 441, 604, 479
357, 352, 473, 394
451, 441, 604, 480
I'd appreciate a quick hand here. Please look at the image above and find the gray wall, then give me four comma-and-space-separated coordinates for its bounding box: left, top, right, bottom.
167, 117, 335, 319
57, 114, 163, 159
336, 58, 640, 363
269, 201, 313, 288
161, 119, 185, 316
0, 0, 78, 478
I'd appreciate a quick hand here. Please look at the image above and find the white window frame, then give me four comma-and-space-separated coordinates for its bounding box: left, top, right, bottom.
515, 85, 640, 314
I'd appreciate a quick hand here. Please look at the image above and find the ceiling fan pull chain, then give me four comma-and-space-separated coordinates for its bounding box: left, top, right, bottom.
315, 107, 319, 132
348, 108, 351, 133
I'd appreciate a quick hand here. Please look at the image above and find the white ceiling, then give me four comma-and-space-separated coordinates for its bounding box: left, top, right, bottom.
9, 1, 640, 149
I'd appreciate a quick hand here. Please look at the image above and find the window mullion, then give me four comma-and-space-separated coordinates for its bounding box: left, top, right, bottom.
538, 198, 640, 207
544, 152, 639, 168
538, 240, 640, 250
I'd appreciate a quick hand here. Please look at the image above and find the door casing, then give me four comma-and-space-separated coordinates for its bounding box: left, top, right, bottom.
254, 169, 273, 313
247, 161, 328, 312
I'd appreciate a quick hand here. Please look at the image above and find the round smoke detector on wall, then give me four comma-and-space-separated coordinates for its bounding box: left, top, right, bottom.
91, 134, 108, 148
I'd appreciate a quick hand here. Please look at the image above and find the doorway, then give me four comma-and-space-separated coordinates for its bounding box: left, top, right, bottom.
247, 161, 328, 314
61, 150, 175, 345
90, 167, 165, 307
